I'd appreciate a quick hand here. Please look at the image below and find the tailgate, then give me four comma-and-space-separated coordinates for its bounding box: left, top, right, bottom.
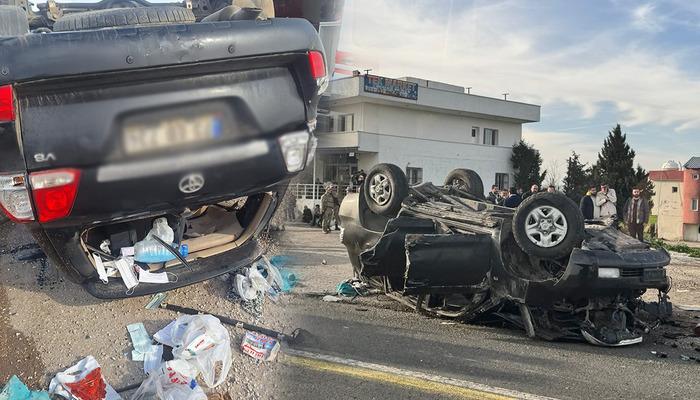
9, 21, 325, 227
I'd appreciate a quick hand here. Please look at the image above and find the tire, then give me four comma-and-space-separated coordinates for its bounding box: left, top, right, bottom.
53, 6, 195, 32
512, 192, 584, 259
444, 168, 484, 199
363, 163, 409, 216
0, 5, 29, 36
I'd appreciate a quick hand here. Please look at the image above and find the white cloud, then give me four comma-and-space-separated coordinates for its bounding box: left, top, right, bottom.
338, 0, 700, 169
632, 4, 665, 32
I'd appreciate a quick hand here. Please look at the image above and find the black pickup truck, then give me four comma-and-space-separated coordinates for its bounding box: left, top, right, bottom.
0, 1, 327, 298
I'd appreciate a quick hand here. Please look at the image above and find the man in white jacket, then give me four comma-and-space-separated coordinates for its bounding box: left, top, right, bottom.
596, 184, 617, 218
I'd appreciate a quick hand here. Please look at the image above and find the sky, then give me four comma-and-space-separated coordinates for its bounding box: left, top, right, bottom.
336, 0, 700, 176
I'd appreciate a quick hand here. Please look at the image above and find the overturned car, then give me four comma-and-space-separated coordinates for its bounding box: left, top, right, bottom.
339, 163, 671, 346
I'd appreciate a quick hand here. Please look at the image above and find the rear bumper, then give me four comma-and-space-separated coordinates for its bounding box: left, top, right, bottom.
525, 247, 671, 305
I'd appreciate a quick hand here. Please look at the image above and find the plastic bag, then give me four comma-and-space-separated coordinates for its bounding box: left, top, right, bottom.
131, 361, 206, 400
233, 266, 272, 301
134, 217, 177, 263
145, 217, 174, 243
48, 356, 121, 400
153, 315, 231, 388
0, 376, 50, 400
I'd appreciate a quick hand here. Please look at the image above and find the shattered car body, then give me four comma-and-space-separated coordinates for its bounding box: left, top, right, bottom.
339, 163, 672, 346
0, 0, 330, 298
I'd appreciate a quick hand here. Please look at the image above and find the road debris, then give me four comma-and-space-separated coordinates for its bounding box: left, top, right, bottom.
240, 331, 281, 361
131, 360, 206, 400
0, 376, 49, 400
650, 351, 668, 358
322, 295, 342, 302
48, 356, 121, 400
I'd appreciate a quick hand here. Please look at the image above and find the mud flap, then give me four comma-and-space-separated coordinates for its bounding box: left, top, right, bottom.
403, 233, 491, 295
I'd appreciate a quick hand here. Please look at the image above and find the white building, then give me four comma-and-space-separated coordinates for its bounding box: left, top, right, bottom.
306, 75, 540, 195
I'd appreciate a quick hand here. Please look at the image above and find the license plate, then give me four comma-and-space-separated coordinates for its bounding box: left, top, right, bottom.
123, 113, 222, 155
642, 268, 666, 282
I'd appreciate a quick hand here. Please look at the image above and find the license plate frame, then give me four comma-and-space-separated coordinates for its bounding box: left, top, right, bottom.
642, 268, 666, 282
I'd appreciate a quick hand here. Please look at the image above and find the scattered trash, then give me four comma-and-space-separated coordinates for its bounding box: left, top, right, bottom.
240, 331, 281, 361
0, 376, 50, 400
321, 259, 327, 265
134, 217, 188, 263
49, 356, 121, 400
99, 240, 111, 255
336, 279, 370, 297
650, 351, 668, 358
680, 354, 691, 361
131, 360, 206, 400
260, 256, 296, 293
127, 322, 163, 373
138, 269, 170, 284
441, 322, 457, 325
144, 292, 168, 309
154, 315, 231, 388
115, 257, 138, 291
322, 295, 342, 302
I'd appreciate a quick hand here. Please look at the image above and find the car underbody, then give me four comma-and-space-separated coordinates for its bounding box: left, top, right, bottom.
339, 165, 672, 347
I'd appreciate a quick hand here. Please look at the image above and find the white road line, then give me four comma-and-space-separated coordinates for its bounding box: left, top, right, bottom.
285, 348, 560, 400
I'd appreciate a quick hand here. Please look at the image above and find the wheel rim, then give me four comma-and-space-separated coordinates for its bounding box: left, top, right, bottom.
368, 173, 391, 206
524, 205, 568, 248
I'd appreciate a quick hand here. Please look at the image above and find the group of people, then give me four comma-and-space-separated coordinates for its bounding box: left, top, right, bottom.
486, 184, 557, 208
485, 182, 649, 242
579, 184, 649, 241
301, 183, 342, 233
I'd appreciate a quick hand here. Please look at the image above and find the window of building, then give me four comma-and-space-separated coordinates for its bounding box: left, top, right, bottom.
471, 126, 479, 138
337, 114, 354, 132
495, 173, 509, 190
672, 186, 678, 193
694, 173, 700, 181
692, 198, 699, 212
406, 167, 423, 185
483, 128, 498, 145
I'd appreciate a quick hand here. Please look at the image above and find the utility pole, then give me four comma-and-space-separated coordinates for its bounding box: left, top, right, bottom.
363, 69, 372, 75
466, 87, 472, 94
502, 93, 509, 100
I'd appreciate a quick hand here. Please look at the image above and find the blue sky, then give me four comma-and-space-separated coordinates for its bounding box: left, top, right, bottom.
337, 0, 700, 175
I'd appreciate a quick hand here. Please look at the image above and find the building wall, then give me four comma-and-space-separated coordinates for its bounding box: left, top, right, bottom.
653, 180, 684, 240
682, 168, 700, 225
684, 224, 700, 242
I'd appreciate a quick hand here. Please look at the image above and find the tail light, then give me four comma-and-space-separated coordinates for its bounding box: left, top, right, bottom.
0, 85, 15, 122
30, 169, 81, 223
307, 51, 328, 94
0, 173, 34, 222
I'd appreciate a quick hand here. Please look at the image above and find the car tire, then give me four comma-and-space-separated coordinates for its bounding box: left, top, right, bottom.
512, 192, 584, 259
0, 5, 29, 36
53, 6, 195, 32
444, 168, 484, 199
363, 163, 409, 217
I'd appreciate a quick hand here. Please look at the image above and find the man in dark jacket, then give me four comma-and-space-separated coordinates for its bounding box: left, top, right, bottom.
503, 187, 522, 208
623, 188, 650, 242
486, 185, 499, 204
579, 186, 598, 220
521, 184, 539, 200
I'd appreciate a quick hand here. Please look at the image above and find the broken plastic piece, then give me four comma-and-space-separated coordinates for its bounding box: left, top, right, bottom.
0, 375, 50, 400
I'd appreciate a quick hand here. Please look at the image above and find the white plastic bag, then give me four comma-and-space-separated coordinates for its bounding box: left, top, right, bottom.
131, 361, 206, 400
153, 315, 232, 388
232, 266, 272, 301
48, 356, 121, 400
145, 217, 174, 243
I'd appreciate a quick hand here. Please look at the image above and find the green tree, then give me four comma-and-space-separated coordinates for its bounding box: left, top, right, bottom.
595, 124, 637, 215
633, 165, 655, 210
563, 151, 590, 203
511, 140, 547, 190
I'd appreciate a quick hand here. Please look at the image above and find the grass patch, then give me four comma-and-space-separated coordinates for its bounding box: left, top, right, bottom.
650, 238, 700, 258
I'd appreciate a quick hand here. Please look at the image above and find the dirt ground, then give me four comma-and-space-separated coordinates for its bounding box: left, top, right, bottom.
0, 219, 699, 397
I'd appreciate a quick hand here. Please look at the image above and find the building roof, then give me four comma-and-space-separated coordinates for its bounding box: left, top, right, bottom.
684, 156, 700, 169
649, 170, 684, 181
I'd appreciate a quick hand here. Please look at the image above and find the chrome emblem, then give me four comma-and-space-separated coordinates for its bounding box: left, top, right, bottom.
178, 173, 204, 194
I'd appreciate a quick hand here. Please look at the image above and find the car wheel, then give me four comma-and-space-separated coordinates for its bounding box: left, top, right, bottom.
52, 6, 195, 32
363, 163, 409, 217
444, 168, 484, 200
512, 192, 584, 259
0, 5, 29, 36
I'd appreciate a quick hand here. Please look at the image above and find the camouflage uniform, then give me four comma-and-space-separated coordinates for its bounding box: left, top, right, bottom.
320, 190, 335, 233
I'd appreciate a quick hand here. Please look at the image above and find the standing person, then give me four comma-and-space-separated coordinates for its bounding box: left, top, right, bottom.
498, 189, 509, 206
320, 184, 335, 233
596, 183, 617, 218
486, 185, 499, 204
503, 187, 522, 208
522, 184, 539, 200
579, 186, 599, 220
516, 187, 524, 197
623, 188, 649, 242
356, 169, 366, 187
332, 184, 341, 231
547, 185, 556, 193
285, 193, 297, 221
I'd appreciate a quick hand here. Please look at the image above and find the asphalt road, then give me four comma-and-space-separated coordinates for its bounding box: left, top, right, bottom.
275, 223, 700, 400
